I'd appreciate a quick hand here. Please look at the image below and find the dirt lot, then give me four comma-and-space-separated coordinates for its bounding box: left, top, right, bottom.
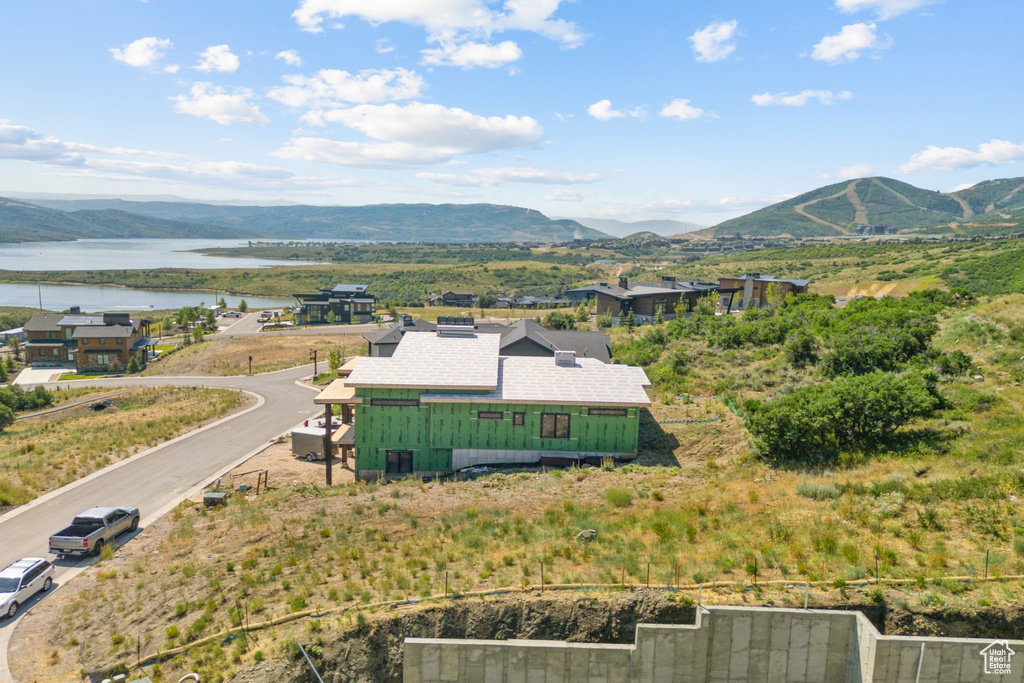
143, 333, 366, 376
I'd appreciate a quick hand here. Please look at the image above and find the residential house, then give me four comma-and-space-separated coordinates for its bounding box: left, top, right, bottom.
24, 312, 152, 371
364, 315, 611, 363
717, 274, 810, 310
567, 276, 727, 324
316, 328, 650, 479
426, 290, 477, 307
292, 284, 376, 324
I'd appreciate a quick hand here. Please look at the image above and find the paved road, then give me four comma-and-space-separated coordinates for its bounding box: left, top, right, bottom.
0, 364, 322, 682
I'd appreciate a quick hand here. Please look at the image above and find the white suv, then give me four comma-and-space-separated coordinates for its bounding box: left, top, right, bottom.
0, 557, 55, 619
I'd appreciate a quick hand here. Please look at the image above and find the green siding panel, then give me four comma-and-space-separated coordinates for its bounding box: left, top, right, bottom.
355, 387, 640, 474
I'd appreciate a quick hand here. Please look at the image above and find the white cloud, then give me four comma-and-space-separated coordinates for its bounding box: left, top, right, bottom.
275, 50, 303, 66
812, 23, 890, 64
546, 188, 593, 201
195, 45, 241, 73
422, 40, 522, 68
172, 83, 269, 126
587, 100, 645, 121
751, 89, 853, 106
659, 99, 707, 121
823, 163, 873, 178
110, 37, 173, 69
376, 38, 397, 53
835, 0, 937, 19
291, 0, 585, 48
689, 20, 738, 63
275, 102, 543, 168
417, 166, 602, 186
588, 99, 624, 121
899, 139, 1024, 173
268, 68, 424, 108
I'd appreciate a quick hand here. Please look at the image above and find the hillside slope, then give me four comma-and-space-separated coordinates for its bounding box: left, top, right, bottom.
23, 199, 608, 243
710, 176, 1024, 237
0, 198, 247, 242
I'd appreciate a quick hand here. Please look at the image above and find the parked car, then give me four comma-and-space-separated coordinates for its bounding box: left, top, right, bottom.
223, 311, 243, 318
89, 400, 112, 411
48, 506, 140, 557
0, 557, 55, 619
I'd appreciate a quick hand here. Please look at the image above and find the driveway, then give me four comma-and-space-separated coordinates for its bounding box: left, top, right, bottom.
10, 366, 72, 386
0, 364, 322, 682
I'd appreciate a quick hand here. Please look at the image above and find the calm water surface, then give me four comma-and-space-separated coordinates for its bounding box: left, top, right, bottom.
0, 238, 329, 311
0, 238, 324, 271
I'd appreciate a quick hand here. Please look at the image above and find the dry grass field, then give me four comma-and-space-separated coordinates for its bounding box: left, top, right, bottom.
0, 387, 249, 508
142, 334, 366, 377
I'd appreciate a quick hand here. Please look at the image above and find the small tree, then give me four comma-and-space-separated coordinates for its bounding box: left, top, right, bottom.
621, 309, 635, 331
0, 363, 8, 383
694, 294, 717, 316
326, 310, 336, 325
8, 338, 20, 361
596, 313, 613, 329
238, 299, 249, 313
328, 348, 342, 373
765, 282, 785, 309
575, 301, 590, 323
192, 327, 205, 343
127, 356, 141, 374
218, 296, 227, 308
109, 357, 124, 374
0, 404, 14, 434
5, 357, 14, 372
478, 293, 497, 309
204, 309, 217, 330
654, 309, 664, 325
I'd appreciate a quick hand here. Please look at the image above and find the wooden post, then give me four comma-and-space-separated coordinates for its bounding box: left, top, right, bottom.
323, 406, 333, 486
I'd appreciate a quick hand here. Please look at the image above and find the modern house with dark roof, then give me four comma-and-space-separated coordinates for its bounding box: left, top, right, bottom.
24, 312, 152, 371
316, 328, 650, 479
567, 276, 728, 324
364, 315, 611, 363
426, 290, 477, 307
717, 274, 811, 310
293, 284, 376, 324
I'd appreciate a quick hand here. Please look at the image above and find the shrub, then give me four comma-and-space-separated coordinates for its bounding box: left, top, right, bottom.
605, 487, 633, 508
796, 481, 840, 501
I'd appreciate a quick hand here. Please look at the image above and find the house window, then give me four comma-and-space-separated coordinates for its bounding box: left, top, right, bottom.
477, 411, 503, 420
540, 413, 570, 439
82, 339, 88, 345
52, 349, 59, 357
589, 408, 628, 417
385, 450, 414, 474
370, 398, 419, 407
513, 412, 525, 426
99, 338, 106, 345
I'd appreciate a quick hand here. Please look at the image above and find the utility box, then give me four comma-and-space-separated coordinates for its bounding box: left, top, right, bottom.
203, 492, 228, 507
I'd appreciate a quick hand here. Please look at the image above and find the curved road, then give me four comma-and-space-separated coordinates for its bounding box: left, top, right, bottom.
0, 364, 321, 682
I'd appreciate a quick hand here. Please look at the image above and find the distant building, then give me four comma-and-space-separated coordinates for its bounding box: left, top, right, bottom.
293, 284, 376, 324
0, 327, 26, 345
426, 291, 477, 307
24, 312, 152, 371
364, 315, 611, 363
567, 276, 728, 324
717, 274, 810, 310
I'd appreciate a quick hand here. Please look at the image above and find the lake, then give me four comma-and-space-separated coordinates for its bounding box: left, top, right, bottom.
0, 238, 326, 271
0, 283, 294, 313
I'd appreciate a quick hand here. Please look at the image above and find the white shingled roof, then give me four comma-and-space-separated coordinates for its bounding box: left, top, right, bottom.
345, 333, 500, 390
421, 356, 651, 406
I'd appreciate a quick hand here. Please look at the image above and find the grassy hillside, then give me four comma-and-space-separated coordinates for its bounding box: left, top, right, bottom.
0, 197, 249, 242
711, 177, 1024, 237
23, 199, 608, 243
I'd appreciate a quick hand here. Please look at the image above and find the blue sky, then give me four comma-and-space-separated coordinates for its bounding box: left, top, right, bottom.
0, 0, 1021, 226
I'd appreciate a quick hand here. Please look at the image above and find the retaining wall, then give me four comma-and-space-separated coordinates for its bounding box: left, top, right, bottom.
404, 605, 1024, 682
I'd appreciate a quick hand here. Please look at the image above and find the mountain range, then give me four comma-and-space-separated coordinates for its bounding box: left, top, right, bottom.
555, 217, 705, 238
1, 198, 606, 243
704, 176, 1024, 238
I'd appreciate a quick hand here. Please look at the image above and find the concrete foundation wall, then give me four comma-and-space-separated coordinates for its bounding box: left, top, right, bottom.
451, 449, 633, 471
405, 605, 1024, 683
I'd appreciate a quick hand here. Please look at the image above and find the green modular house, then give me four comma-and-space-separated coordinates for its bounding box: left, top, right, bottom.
322, 327, 651, 479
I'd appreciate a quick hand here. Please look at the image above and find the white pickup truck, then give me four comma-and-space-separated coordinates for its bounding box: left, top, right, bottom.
48, 506, 140, 557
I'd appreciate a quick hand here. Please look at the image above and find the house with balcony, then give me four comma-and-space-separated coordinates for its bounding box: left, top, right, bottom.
717, 274, 810, 310
567, 276, 729, 324
24, 312, 152, 371
293, 284, 376, 324
316, 326, 650, 479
